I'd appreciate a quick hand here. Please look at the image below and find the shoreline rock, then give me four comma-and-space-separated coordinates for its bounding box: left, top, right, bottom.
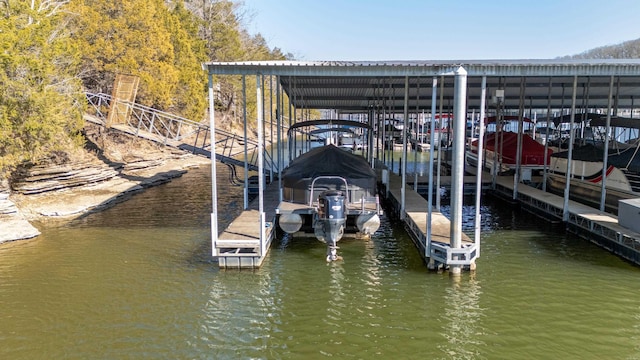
0, 191, 41, 243
1, 125, 212, 245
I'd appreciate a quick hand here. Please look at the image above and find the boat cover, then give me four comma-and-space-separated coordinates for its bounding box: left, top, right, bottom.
552, 144, 640, 173
282, 145, 376, 203
473, 132, 553, 165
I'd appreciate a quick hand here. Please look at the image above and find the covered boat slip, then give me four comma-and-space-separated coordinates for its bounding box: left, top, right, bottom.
203, 60, 640, 269
494, 176, 640, 265
381, 170, 477, 270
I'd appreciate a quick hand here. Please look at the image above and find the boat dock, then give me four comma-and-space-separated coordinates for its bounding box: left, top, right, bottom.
215, 164, 482, 270
203, 60, 640, 271
493, 176, 640, 265
381, 170, 477, 270
215, 165, 640, 269
215, 181, 279, 268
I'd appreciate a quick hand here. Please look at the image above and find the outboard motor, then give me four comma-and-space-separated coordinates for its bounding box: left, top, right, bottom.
314, 190, 346, 262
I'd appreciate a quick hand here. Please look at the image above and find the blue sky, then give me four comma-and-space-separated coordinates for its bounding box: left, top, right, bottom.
241, 0, 640, 60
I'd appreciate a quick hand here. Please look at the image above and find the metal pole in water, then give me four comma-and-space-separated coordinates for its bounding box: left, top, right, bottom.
242, 76, 249, 210
600, 76, 615, 212
450, 66, 468, 275
256, 74, 266, 254
474, 76, 487, 260
208, 73, 219, 257
413, 78, 420, 191
401, 76, 409, 220
514, 77, 525, 200
436, 76, 444, 211
427, 76, 438, 262
277, 76, 283, 203
563, 75, 578, 222
542, 77, 552, 192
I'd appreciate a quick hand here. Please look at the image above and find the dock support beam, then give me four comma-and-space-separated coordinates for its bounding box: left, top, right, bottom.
600, 76, 615, 212
400, 76, 409, 220
449, 66, 468, 275
208, 73, 219, 256
257, 74, 266, 255
473, 76, 487, 261
242, 76, 249, 210
426, 76, 438, 265
562, 75, 578, 222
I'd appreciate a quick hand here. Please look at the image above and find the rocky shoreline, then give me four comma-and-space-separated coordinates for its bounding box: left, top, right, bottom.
0, 124, 211, 244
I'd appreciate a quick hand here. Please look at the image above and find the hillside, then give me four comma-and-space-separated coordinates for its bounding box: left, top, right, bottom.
562, 37, 640, 59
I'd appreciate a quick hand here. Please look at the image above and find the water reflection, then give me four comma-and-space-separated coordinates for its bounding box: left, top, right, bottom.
3, 164, 640, 359
439, 275, 485, 359
200, 268, 281, 358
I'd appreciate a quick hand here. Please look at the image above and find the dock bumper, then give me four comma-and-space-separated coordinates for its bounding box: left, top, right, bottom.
215, 224, 275, 269
429, 242, 478, 270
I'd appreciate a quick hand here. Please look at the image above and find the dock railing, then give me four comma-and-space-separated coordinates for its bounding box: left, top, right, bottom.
84, 92, 277, 173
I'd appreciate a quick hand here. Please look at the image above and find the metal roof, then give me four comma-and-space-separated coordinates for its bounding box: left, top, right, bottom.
202, 60, 640, 113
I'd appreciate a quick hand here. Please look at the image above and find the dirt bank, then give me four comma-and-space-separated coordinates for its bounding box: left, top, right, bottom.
0, 123, 211, 244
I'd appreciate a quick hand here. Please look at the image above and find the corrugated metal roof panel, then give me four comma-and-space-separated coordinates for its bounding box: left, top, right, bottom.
203, 60, 640, 111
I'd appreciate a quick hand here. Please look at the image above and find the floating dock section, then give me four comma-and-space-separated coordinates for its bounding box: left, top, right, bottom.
215, 182, 280, 268
380, 170, 478, 270
493, 176, 640, 265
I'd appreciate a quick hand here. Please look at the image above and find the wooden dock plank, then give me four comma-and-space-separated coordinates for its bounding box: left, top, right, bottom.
385, 171, 473, 245
216, 181, 281, 267
493, 174, 640, 266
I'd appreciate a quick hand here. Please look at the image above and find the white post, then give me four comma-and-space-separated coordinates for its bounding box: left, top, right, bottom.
242, 76, 249, 210
401, 76, 409, 220
600, 76, 614, 212
563, 76, 578, 222
427, 76, 438, 261
474, 76, 487, 260
208, 74, 219, 257
277, 76, 283, 203
450, 66, 467, 275
257, 75, 266, 254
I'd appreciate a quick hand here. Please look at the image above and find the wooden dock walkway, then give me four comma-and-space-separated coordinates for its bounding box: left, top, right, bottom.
493, 176, 640, 265
215, 181, 280, 268
382, 170, 477, 270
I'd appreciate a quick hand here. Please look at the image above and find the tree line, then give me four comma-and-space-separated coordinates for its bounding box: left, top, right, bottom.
0, 0, 289, 174
562, 38, 640, 59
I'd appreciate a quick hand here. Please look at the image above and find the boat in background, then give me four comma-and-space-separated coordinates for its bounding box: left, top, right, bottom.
276, 139, 381, 262
466, 131, 553, 180
545, 115, 640, 212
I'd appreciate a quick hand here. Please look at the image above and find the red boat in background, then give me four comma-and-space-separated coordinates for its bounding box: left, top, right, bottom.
466, 131, 553, 180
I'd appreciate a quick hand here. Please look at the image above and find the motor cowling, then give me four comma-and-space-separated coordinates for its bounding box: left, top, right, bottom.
314, 190, 346, 261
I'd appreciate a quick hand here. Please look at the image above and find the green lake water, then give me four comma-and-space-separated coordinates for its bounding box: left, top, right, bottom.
1, 164, 640, 359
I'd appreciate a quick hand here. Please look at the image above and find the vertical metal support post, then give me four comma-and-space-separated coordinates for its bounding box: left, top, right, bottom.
413, 78, 420, 191
542, 78, 552, 192
400, 76, 409, 220
563, 75, 578, 222
260, 75, 269, 183
242, 76, 249, 210
382, 102, 387, 164
436, 76, 444, 211
256, 74, 266, 255
474, 76, 487, 259
269, 75, 274, 183
208, 74, 219, 257
427, 76, 438, 260
514, 77, 525, 199
369, 107, 375, 167
600, 76, 615, 212
450, 66, 467, 275
277, 76, 283, 203
288, 76, 293, 163
389, 81, 395, 172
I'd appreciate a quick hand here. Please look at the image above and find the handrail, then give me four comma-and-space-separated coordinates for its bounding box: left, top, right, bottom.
308, 176, 350, 207
84, 92, 278, 174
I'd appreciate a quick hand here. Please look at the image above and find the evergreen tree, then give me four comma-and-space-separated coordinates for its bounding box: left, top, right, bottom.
0, 0, 84, 173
